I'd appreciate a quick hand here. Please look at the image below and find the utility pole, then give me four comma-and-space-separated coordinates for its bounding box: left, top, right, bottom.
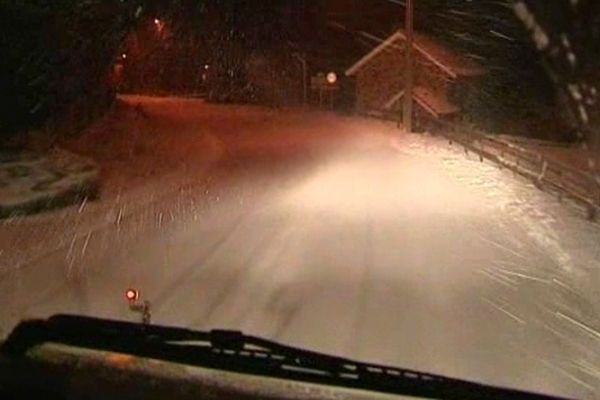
403, 0, 414, 133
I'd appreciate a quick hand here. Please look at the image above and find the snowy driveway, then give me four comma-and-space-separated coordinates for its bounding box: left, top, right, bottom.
1, 96, 599, 399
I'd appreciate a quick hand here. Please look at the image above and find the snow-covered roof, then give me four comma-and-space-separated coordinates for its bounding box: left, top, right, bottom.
384, 86, 459, 119
346, 29, 485, 79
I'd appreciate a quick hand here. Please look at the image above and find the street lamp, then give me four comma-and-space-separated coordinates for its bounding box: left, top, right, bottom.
293, 53, 308, 107
403, 0, 414, 133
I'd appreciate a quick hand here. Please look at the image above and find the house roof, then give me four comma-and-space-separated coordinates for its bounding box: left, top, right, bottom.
345, 29, 485, 79
383, 86, 459, 119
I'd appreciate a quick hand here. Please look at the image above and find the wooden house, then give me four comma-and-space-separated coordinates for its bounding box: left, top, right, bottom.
345, 29, 485, 124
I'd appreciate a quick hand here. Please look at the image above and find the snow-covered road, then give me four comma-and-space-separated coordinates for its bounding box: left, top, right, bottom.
1, 96, 599, 399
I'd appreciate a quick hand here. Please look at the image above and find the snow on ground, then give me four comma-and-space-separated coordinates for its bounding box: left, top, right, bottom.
400, 132, 600, 394
1, 95, 600, 399
401, 132, 600, 293
0, 96, 394, 272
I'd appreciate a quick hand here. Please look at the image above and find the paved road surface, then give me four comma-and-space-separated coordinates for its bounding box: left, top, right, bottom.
1, 97, 599, 399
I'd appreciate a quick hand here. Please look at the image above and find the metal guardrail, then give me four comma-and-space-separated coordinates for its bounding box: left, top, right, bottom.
430, 119, 600, 221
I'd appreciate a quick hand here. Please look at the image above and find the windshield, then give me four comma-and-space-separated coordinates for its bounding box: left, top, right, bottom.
1, 1, 599, 399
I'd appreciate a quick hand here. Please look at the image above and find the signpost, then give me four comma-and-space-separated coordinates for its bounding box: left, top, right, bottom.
311, 72, 339, 109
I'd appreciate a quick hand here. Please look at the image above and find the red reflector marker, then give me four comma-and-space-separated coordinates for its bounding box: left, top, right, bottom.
125, 288, 139, 301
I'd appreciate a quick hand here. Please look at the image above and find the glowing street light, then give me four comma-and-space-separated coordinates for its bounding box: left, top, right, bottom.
121, 53, 127, 60
153, 17, 165, 35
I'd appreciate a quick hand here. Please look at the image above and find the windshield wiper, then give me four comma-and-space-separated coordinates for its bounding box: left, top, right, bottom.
1, 315, 572, 400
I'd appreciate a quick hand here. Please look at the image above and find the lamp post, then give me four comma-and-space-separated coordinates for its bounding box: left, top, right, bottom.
403, 0, 414, 133
293, 53, 308, 107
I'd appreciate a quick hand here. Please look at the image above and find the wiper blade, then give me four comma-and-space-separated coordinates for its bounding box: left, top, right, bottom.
1, 315, 572, 400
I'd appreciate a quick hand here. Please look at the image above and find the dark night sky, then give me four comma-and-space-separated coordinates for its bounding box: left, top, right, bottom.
2, 0, 598, 139
320, 0, 400, 33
